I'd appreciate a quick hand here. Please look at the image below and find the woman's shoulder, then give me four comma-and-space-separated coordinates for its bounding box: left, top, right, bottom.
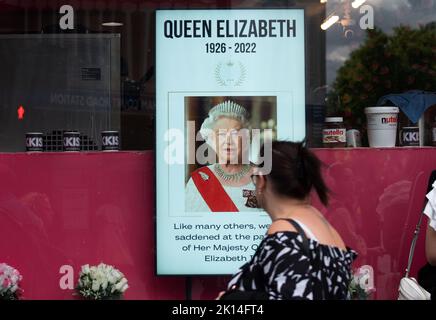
267, 219, 297, 235
270, 208, 348, 250
262, 231, 357, 262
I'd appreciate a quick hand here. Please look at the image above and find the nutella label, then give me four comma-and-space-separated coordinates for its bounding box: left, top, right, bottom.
381, 116, 397, 124
367, 113, 398, 129
323, 128, 346, 143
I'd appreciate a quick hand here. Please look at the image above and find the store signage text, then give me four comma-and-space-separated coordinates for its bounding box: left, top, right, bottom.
102, 136, 119, 146
64, 137, 80, 147
26, 137, 43, 148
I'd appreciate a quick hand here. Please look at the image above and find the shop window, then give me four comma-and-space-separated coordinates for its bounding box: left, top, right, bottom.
0, 0, 434, 151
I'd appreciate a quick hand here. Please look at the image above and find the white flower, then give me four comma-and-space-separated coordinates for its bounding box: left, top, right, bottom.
120, 283, 129, 293
91, 280, 101, 292
97, 263, 107, 271
89, 269, 98, 279
106, 274, 116, 284
76, 263, 128, 299
81, 264, 90, 274
114, 278, 128, 292
111, 270, 122, 279
0, 264, 22, 299
101, 279, 108, 290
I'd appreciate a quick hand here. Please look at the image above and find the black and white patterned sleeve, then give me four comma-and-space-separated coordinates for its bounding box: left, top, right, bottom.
257, 234, 316, 300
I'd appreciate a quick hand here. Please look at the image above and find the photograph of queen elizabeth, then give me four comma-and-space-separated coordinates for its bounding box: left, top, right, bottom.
185, 96, 277, 212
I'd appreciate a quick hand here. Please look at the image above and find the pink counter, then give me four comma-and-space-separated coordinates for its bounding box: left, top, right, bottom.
0, 148, 435, 299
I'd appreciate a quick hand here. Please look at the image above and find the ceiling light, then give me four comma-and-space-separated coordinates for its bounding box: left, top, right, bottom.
102, 22, 123, 27
352, 0, 367, 9
321, 15, 339, 30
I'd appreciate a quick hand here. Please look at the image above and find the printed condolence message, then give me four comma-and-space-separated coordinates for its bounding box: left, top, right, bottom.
173, 222, 270, 263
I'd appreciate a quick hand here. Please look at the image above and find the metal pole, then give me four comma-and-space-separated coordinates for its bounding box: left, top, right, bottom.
185, 276, 192, 300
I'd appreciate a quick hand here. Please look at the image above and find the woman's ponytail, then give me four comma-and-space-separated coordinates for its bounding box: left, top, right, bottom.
300, 146, 329, 206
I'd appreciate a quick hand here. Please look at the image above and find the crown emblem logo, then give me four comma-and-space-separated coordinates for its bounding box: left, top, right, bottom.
215, 60, 246, 87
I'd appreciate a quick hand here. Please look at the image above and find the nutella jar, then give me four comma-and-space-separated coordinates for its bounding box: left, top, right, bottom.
323, 117, 346, 148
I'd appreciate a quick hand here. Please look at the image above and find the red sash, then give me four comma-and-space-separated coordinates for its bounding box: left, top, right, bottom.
191, 167, 239, 212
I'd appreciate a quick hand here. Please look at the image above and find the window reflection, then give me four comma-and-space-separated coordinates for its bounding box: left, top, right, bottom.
0, 0, 433, 150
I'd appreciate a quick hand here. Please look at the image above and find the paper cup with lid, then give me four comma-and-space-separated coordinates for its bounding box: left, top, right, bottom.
365, 106, 399, 147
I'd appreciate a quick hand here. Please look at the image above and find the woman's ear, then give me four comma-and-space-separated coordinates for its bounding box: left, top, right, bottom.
256, 174, 266, 192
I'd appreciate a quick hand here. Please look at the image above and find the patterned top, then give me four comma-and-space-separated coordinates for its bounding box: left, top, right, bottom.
226, 231, 358, 300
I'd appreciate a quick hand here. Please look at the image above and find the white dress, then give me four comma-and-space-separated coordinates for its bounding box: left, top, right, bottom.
424, 181, 436, 230
185, 164, 261, 212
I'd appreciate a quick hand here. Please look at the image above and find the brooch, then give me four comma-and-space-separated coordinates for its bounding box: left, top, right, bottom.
243, 189, 259, 208
199, 171, 209, 181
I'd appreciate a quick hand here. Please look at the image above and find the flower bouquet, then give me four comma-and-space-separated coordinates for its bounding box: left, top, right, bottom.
75, 263, 128, 300
0, 263, 23, 300
349, 269, 375, 300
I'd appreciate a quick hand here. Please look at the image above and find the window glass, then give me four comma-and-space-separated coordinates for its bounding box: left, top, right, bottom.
0, 0, 434, 151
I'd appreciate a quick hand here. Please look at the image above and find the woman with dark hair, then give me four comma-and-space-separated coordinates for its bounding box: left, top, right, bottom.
218, 141, 357, 300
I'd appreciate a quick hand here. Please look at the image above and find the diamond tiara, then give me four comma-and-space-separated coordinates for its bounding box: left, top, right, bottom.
209, 100, 250, 119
